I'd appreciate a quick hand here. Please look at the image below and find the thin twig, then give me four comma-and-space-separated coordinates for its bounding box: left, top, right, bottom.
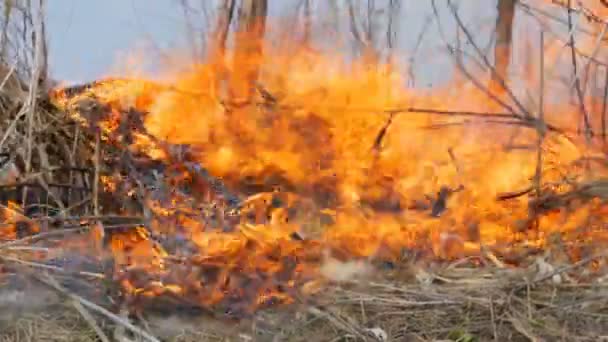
519, 251, 608, 289
71, 299, 112, 342
372, 112, 395, 152
602, 66, 608, 142
566, 0, 593, 141
93, 131, 100, 217
534, 31, 546, 201
22, 0, 45, 208
577, 22, 608, 100
490, 295, 498, 342
448, 147, 464, 189
496, 186, 534, 201
0, 255, 104, 279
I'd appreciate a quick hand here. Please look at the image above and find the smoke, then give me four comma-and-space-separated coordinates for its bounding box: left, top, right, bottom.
0, 275, 61, 323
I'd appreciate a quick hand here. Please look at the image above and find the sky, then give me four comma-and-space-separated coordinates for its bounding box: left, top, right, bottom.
46, 0, 187, 83
44, 1, 557, 87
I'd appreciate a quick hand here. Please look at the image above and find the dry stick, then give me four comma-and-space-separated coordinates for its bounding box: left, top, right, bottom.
576, 21, 608, 101
0, 255, 104, 279
91, 130, 106, 248
346, 0, 367, 56
0, 223, 143, 250
490, 296, 498, 342
366, 0, 374, 46
58, 195, 92, 216
0, 228, 82, 248
530, 31, 547, 234
566, 0, 593, 141
210, 0, 236, 99
393, 107, 568, 137
371, 111, 395, 152
93, 131, 100, 216
518, 2, 608, 57
602, 67, 608, 142
34, 174, 66, 212
36, 272, 161, 342
387, 0, 399, 55
71, 299, 111, 342
0, 181, 87, 191
0, 105, 28, 150
590, 64, 600, 142
550, 0, 608, 24
508, 314, 542, 342
497, 186, 534, 201
448, 147, 464, 188
307, 306, 366, 340
67, 124, 81, 215
521, 251, 608, 290
407, 15, 433, 87
534, 31, 546, 203
22, 0, 45, 209
0, 62, 17, 91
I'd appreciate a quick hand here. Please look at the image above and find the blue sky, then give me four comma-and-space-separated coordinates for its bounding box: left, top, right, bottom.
45, 1, 500, 85
46, 0, 188, 83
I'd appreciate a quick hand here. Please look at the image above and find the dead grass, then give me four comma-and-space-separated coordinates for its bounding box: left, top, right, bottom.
0, 264, 607, 341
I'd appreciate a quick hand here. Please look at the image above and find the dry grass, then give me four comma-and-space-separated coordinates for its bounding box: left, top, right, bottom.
0, 264, 607, 341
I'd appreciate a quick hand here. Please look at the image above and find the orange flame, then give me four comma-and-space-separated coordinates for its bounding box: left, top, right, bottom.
34, 7, 608, 313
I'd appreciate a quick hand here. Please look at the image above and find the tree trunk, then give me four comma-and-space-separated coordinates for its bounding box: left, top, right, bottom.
210, 0, 236, 99
211, 0, 236, 59
302, 0, 312, 47
230, 0, 268, 103
492, 0, 516, 93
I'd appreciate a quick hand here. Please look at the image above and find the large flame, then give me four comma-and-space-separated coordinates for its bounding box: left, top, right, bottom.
11, 3, 608, 315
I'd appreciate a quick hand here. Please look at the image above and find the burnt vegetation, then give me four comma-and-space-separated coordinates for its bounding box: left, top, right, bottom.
0, 1, 608, 341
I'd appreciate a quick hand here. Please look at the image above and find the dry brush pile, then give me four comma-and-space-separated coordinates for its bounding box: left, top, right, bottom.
0, 57, 604, 342
0, 3, 608, 340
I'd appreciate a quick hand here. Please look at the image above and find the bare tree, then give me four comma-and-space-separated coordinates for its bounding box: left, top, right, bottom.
209, 0, 236, 99
0, 0, 48, 87
387, 0, 400, 51
492, 0, 516, 93
302, 0, 312, 47
347, 0, 379, 64
211, 0, 236, 59
230, 0, 268, 103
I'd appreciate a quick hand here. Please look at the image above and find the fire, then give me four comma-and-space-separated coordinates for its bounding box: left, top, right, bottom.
0, 201, 40, 240
10, 6, 608, 316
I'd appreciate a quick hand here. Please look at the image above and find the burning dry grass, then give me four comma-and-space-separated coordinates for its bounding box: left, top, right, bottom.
0, 76, 606, 340
1, 13, 608, 340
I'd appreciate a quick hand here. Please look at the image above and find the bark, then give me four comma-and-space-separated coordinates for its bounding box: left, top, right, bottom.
210, 0, 236, 99
211, 0, 236, 59
492, 0, 516, 93
230, 0, 268, 103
